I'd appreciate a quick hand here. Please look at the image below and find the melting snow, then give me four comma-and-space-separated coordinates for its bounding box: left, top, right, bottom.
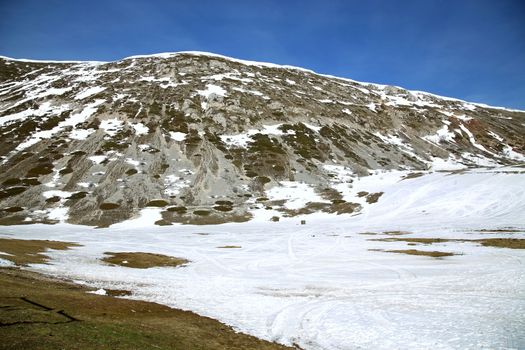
502, 146, 525, 161
429, 156, 466, 171
205, 72, 253, 83
130, 122, 149, 135
1, 167, 524, 350
13, 97, 102, 151
47, 207, 69, 222
69, 129, 94, 140
461, 152, 500, 167
169, 132, 187, 141
77, 182, 94, 188
462, 103, 477, 111
164, 174, 191, 196
74, 86, 106, 100
220, 124, 293, 147
423, 125, 456, 144
100, 118, 124, 137
323, 164, 354, 182
366, 102, 377, 112
197, 84, 227, 99
88, 155, 107, 164
90, 288, 107, 296
455, 114, 473, 121
488, 131, 503, 142
125, 158, 140, 167
0, 101, 57, 126
459, 124, 492, 154
303, 123, 322, 133
0, 258, 15, 267
266, 181, 327, 210
42, 190, 71, 199
232, 87, 266, 98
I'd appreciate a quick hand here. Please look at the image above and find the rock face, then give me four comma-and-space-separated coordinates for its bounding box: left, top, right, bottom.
0, 52, 524, 226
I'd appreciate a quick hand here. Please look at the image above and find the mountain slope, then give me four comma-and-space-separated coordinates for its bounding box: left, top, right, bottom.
0, 52, 524, 226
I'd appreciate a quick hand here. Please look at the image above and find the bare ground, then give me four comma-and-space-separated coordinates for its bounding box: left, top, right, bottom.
0, 238, 295, 350
101, 252, 189, 269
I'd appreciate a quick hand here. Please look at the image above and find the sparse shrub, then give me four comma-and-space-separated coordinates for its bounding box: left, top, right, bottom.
59, 167, 73, 175
193, 210, 210, 216
45, 196, 61, 203
255, 176, 271, 184
0, 186, 27, 199
213, 205, 233, 212
22, 178, 40, 186
167, 206, 187, 213
146, 200, 169, 207
100, 202, 120, 210
70, 150, 87, 156
273, 165, 285, 173
68, 192, 88, 200
27, 164, 53, 177
4, 206, 23, 213
366, 192, 384, 204
3, 178, 21, 186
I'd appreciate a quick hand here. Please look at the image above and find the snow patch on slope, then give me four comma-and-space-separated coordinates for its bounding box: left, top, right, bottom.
266, 181, 327, 210
75, 86, 106, 100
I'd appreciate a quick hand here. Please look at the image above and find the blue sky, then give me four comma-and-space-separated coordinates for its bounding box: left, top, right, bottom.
1, 0, 524, 109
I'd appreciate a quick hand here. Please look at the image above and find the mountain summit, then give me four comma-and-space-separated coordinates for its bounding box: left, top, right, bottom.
0, 52, 523, 226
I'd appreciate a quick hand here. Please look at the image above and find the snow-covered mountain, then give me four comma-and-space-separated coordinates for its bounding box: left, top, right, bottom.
0, 52, 524, 226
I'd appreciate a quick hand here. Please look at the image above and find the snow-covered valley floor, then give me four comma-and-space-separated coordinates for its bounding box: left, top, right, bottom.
1, 167, 524, 349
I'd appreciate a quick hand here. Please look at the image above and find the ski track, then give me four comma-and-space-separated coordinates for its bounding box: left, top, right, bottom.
1, 167, 524, 349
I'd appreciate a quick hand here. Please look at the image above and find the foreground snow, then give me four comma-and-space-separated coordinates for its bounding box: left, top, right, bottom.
1, 167, 524, 349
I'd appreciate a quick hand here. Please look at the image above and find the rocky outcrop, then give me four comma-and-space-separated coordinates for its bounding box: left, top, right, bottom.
0, 52, 523, 226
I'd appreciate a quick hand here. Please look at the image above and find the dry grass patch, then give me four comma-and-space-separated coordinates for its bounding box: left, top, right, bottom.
99, 202, 120, 210
360, 231, 411, 236
105, 289, 132, 297
476, 238, 525, 249
0, 238, 80, 266
145, 200, 169, 207
217, 245, 242, 249
371, 237, 451, 244
370, 237, 525, 249
375, 249, 456, 258
0, 268, 294, 350
163, 210, 253, 225
101, 252, 189, 269
401, 172, 425, 180
475, 228, 523, 233
365, 192, 384, 204
383, 230, 411, 236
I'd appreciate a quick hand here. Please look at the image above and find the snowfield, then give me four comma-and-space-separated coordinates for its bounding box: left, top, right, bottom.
1, 167, 524, 349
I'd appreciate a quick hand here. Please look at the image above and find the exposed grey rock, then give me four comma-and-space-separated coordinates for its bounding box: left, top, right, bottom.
0, 52, 523, 226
